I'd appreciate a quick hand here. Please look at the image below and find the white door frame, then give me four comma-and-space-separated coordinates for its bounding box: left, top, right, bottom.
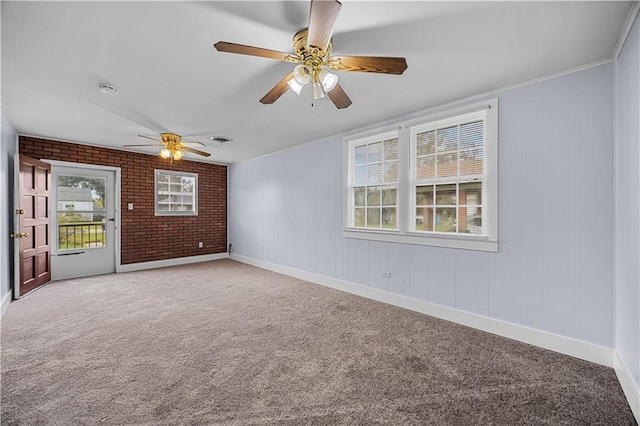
12, 153, 20, 299
43, 160, 121, 276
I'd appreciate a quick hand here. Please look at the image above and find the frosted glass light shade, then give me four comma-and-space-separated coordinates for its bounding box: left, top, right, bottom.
287, 78, 304, 95
159, 149, 172, 159
172, 150, 184, 160
312, 82, 326, 99
292, 64, 312, 85
319, 69, 338, 92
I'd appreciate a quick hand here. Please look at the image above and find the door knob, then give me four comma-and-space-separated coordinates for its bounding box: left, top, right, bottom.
10, 232, 30, 239
15, 209, 25, 215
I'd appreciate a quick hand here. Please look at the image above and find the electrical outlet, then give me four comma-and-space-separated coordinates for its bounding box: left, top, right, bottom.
198, 242, 203, 248
382, 271, 391, 278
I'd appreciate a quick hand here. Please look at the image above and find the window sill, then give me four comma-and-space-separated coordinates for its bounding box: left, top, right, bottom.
155, 212, 198, 216
343, 228, 498, 252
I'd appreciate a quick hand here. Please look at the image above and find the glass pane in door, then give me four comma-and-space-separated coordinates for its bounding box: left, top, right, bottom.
56, 175, 107, 250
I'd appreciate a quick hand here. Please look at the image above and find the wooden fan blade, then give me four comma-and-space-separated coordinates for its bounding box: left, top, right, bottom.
214, 41, 293, 62
123, 144, 163, 147
259, 72, 294, 104
328, 55, 407, 75
307, 0, 342, 52
182, 147, 211, 157
327, 83, 352, 109
181, 141, 206, 147
137, 135, 162, 142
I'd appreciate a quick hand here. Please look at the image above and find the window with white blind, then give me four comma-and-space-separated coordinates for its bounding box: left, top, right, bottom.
344, 99, 498, 252
155, 170, 198, 215
411, 111, 488, 236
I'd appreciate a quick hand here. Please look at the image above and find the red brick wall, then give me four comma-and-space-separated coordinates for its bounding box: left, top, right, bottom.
19, 136, 227, 265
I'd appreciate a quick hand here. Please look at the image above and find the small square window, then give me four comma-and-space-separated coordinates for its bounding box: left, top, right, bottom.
155, 170, 198, 216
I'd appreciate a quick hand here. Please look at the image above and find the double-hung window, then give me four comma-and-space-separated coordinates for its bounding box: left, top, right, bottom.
345, 99, 498, 252
349, 131, 399, 230
411, 111, 487, 235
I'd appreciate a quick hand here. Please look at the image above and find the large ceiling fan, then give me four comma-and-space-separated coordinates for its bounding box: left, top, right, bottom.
214, 0, 407, 109
124, 133, 211, 161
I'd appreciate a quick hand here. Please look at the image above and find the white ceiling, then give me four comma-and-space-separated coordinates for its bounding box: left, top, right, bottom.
1, 1, 633, 164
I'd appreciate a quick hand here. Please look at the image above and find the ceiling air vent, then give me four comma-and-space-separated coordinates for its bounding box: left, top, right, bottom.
210, 136, 233, 144
97, 83, 118, 95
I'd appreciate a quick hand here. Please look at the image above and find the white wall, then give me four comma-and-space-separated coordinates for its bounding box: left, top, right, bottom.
1, 107, 17, 315
230, 62, 615, 349
615, 10, 640, 416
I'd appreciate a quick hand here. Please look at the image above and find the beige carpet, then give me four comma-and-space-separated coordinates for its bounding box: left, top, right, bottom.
1, 259, 636, 425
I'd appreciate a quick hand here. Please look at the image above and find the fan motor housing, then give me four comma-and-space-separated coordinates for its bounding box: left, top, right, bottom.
293, 29, 332, 67
161, 133, 182, 145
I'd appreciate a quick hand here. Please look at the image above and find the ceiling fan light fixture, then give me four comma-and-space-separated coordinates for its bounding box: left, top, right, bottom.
287, 78, 304, 95
292, 64, 312, 85
312, 81, 326, 99
172, 150, 184, 161
127, 133, 210, 160
319, 69, 338, 92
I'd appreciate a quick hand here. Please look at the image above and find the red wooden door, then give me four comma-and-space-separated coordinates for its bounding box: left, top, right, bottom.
16, 155, 51, 296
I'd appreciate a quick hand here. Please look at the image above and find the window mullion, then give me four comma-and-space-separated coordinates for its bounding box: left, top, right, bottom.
397, 126, 411, 233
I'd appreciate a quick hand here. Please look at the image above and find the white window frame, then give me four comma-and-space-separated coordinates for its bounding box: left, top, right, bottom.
154, 169, 198, 216
343, 99, 498, 252
346, 130, 400, 230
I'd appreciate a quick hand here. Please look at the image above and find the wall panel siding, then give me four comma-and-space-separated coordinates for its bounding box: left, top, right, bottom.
229, 63, 615, 348
542, 73, 578, 339
455, 250, 479, 314
615, 11, 640, 397
409, 246, 428, 301
519, 83, 545, 331
20, 137, 227, 265
476, 252, 491, 317
1, 109, 17, 309
575, 63, 614, 346
499, 88, 524, 325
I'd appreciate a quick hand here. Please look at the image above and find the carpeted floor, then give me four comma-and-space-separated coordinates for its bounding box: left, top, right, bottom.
1, 259, 636, 425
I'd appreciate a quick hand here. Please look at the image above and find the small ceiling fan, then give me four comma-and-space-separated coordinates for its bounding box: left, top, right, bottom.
124, 133, 211, 161
214, 0, 407, 109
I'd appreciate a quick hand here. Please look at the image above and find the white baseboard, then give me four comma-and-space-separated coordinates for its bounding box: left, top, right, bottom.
1, 291, 12, 317
230, 253, 614, 368
117, 252, 229, 273
614, 351, 640, 422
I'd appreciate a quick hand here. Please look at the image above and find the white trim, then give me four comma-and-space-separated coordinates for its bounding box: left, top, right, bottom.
117, 252, 229, 273
12, 152, 20, 299
614, 351, 640, 422
0, 99, 18, 134
339, 62, 612, 148
1, 291, 12, 317
42, 160, 122, 276
343, 229, 498, 252
227, 166, 230, 254
43, 159, 120, 172
345, 129, 400, 230
613, 2, 640, 60
230, 253, 613, 368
